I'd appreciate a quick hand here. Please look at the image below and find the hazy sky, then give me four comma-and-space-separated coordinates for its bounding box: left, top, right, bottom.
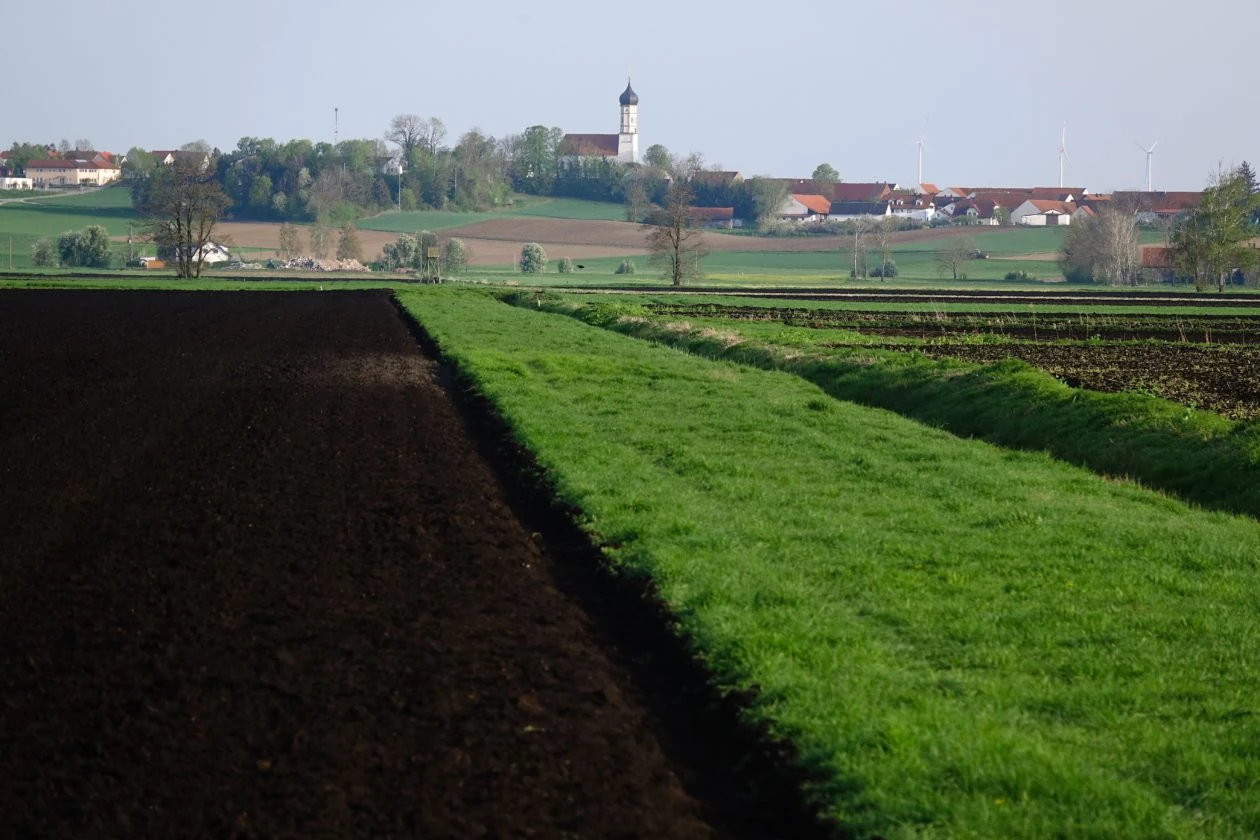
5, 0, 1255, 192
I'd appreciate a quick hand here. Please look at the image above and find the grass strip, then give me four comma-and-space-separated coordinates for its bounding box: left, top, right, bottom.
399, 287, 1260, 839
519, 294, 1260, 522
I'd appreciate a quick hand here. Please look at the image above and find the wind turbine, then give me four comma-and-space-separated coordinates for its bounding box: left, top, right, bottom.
1136, 140, 1158, 192
1058, 123, 1070, 189
912, 119, 929, 187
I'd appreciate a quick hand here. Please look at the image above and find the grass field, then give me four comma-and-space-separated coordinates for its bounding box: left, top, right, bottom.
0, 186, 138, 269
401, 287, 1260, 838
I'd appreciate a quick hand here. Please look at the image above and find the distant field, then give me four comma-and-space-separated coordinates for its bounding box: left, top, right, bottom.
355, 196, 625, 234
0, 186, 137, 269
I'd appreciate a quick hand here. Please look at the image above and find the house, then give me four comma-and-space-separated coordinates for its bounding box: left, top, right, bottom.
688, 206, 735, 229
827, 201, 892, 222
1012, 199, 1074, 226
0, 166, 34, 190
560, 80, 640, 167
886, 191, 936, 222
942, 199, 999, 225
25, 158, 122, 188
1111, 191, 1202, 224
196, 242, 231, 264
150, 149, 212, 171
779, 193, 833, 222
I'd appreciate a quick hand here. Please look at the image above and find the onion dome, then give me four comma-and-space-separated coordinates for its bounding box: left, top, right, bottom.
619, 79, 638, 106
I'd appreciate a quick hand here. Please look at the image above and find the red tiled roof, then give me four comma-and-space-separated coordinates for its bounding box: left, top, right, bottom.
560, 134, 619, 157
919, 183, 940, 194
793, 194, 833, 215
1112, 191, 1202, 213
1025, 200, 1074, 214
27, 159, 79, 169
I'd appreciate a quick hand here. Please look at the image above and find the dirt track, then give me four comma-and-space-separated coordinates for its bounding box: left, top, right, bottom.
0, 290, 799, 838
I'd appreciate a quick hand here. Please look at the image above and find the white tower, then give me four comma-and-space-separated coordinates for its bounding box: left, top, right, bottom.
617, 79, 639, 164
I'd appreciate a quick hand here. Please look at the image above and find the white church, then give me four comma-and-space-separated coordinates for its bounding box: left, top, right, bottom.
559, 80, 639, 165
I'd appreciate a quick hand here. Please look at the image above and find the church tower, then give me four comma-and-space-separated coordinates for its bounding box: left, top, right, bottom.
617, 79, 639, 164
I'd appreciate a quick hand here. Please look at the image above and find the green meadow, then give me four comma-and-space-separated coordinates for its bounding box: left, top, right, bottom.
401, 287, 1260, 839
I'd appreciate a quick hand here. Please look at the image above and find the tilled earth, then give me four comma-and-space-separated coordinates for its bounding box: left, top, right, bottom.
0, 290, 788, 839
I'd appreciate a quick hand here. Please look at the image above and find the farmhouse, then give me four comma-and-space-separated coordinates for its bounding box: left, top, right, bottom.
560, 80, 639, 166
778, 193, 833, 222
688, 206, 735, 229
1111, 191, 1202, 224
1011, 199, 1074, 226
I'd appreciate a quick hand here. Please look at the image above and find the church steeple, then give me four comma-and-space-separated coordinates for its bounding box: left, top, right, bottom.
618, 78, 639, 163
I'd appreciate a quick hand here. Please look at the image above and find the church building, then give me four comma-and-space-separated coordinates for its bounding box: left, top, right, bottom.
560, 80, 639, 165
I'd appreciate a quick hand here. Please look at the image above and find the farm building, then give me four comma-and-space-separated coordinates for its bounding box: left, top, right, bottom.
1012, 199, 1075, 226
25, 158, 121, 188
0, 166, 33, 190
938, 199, 999, 225
778, 194, 833, 222
687, 206, 735, 229
827, 201, 893, 221
560, 80, 639, 166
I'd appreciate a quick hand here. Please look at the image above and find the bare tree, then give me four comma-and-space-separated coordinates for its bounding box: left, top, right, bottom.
873, 217, 898, 277
308, 222, 330, 260
936, 236, 976, 281
278, 223, 301, 259
336, 222, 364, 261
1060, 207, 1139, 285
386, 114, 426, 158
135, 156, 230, 278
846, 217, 875, 278
643, 181, 708, 286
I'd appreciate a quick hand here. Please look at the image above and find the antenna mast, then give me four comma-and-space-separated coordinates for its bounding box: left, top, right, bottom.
334, 107, 339, 147
1058, 123, 1067, 189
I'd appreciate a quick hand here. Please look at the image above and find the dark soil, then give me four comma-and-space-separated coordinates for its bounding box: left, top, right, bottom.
901, 341, 1260, 420
0, 291, 817, 839
646, 304, 1260, 344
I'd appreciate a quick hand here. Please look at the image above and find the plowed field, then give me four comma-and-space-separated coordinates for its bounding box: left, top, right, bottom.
0, 290, 796, 838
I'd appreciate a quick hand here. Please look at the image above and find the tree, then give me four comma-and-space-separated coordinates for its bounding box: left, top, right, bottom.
278, 223, 301, 259
336, 222, 363, 261
812, 163, 840, 200
873, 217, 898, 279
442, 238, 468, 274
936, 237, 976, 281
1059, 206, 1139, 285
745, 177, 789, 229
134, 157, 230, 278
308, 222, 330, 260
1172, 165, 1260, 292
644, 143, 674, 173
386, 114, 427, 159
643, 181, 708, 287
6, 142, 49, 176
382, 234, 417, 270
122, 147, 156, 181
55, 226, 113, 268
73, 138, 93, 152
520, 242, 547, 273
844, 217, 875, 279
31, 238, 55, 267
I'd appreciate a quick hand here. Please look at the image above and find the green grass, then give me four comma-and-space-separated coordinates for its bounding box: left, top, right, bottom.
524, 294, 1260, 521
0, 185, 138, 269
401, 287, 1260, 838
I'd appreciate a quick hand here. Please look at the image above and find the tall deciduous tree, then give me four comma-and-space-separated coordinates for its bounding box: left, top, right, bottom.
812, 163, 840, 199
278, 223, 301, 259
134, 157, 230, 278
935, 236, 975, 281
386, 114, 427, 159
1172, 165, 1260, 292
336, 222, 363, 261
745, 177, 789, 229
643, 181, 707, 287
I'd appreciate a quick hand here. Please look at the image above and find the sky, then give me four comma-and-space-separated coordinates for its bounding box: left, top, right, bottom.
5, 0, 1256, 192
